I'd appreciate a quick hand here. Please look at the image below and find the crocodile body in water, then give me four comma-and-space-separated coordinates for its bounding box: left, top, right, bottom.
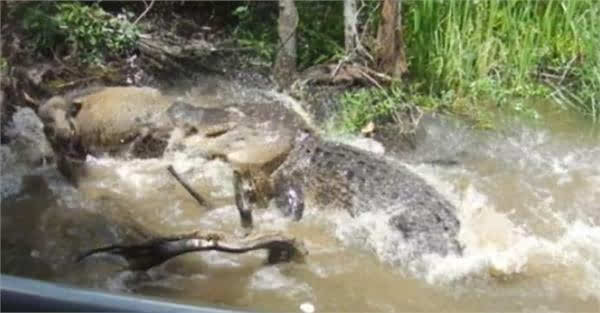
234, 131, 463, 258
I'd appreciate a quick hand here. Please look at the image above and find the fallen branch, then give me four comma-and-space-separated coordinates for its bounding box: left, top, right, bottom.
300, 63, 391, 87
358, 65, 393, 82
77, 231, 307, 271
167, 165, 211, 209
356, 67, 384, 89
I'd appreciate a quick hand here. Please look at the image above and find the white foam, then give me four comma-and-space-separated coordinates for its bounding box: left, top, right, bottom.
300, 302, 315, 313
311, 148, 600, 301
412, 173, 600, 299
249, 266, 312, 299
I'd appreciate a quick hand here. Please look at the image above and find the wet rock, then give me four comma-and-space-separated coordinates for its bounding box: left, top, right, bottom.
1, 107, 54, 198
0, 146, 24, 198
4, 107, 54, 166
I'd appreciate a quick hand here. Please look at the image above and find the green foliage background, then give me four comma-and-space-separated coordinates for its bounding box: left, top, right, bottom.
20, 2, 139, 64
232, 0, 599, 131
14, 1, 599, 130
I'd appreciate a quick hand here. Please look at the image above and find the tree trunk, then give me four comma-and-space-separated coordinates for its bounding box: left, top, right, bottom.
375, 0, 407, 78
343, 0, 359, 53
274, 0, 299, 90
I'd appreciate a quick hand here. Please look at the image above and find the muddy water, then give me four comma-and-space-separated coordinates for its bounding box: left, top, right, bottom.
2, 98, 600, 312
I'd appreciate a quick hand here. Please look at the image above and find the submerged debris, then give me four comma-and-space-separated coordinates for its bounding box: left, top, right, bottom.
77, 231, 307, 271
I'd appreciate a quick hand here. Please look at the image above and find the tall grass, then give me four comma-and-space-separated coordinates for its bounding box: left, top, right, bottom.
403, 0, 600, 122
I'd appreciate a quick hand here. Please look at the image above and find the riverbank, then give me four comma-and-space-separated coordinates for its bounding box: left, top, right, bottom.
4, 1, 597, 137
233, 0, 600, 129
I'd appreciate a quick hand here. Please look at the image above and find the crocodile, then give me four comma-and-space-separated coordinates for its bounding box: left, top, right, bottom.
233, 130, 463, 258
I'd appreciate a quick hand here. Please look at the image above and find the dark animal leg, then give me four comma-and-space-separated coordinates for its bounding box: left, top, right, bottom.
167, 165, 211, 209
233, 170, 254, 230
77, 232, 307, 271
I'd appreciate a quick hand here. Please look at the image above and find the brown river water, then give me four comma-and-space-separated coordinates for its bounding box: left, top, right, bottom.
2, 87, 599, 312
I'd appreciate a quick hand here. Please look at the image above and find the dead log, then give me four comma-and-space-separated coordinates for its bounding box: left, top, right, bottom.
77, 231, 307, 271
298, 63, 391, 87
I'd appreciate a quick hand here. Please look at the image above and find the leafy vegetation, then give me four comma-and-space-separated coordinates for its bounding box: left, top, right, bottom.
337, 86, 411, 133
295, 1, 345, 68
21, 2, 139, 64
232, 3, 279, 63
12, 1, 598, 127
232, 2, 344, 69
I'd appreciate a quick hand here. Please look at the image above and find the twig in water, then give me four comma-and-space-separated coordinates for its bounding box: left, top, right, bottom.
167, 165, 211, 209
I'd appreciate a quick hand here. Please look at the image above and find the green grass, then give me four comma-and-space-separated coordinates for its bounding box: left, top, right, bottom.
337, 87, 406, 133
335, 0, 599, 133
402, 0, 600, 123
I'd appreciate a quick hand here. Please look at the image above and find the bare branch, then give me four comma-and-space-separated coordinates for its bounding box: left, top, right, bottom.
134, 0, 155, 25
